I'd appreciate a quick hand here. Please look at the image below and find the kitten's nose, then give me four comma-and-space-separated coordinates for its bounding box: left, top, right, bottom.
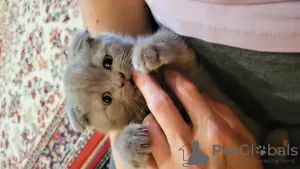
112, 72, 125, 88
119, 72, 125, 88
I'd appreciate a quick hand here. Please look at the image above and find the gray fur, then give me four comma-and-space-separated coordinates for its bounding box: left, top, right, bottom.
64, 28, 287, 169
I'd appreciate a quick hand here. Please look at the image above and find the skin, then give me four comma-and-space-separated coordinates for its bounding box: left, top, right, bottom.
133, 70, 263, 169
79, 0, 152, 37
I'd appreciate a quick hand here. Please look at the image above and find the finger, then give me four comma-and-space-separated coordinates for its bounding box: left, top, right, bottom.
164, 70, 219, 127
133, 70, 191, 147
164, 71, 241, 147
203, 95, 256, 144
143, 114, 170, 165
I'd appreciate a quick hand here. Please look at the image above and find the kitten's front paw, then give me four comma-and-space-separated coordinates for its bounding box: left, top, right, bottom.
115, 124, 151, 169
132, 44, 161, 73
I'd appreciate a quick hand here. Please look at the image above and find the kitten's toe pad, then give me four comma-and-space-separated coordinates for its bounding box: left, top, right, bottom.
116, 124, 151, 169
124, 124, 151, 155
132, 44, 161, 72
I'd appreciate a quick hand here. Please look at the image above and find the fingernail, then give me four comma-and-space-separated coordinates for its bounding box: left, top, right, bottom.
164, 70, 177, 77
164, 70, 179, 88
204, 95, 222, 107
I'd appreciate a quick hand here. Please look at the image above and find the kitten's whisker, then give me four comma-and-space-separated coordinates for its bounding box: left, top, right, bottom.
133, 98, 147, 106
125, 100, 135, 120
127, 100, 142, 121
130, 101, 141, 120
130, 99, 146, 121
126, 100, 135, 120
120, 106, 126, 128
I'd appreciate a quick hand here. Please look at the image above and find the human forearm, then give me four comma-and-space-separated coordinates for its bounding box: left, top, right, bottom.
79, 0, 152, 37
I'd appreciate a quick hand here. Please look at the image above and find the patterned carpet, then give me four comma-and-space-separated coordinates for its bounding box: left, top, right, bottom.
0, 0, 109, 168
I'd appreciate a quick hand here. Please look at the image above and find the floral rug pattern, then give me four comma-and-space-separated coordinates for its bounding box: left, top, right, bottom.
0, 0, 92, 168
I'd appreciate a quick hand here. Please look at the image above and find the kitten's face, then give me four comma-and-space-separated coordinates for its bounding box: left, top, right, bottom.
64, 30, 146, 133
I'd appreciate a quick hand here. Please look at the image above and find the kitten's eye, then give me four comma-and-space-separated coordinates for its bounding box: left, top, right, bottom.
83, 114, 89, 124
102, 92, 112, 105
103, 55, 113, 69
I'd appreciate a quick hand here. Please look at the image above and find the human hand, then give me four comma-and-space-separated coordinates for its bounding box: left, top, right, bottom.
133, 70, 263, 169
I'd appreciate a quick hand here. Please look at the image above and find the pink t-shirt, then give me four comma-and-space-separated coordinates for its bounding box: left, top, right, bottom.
145, 0, 300, 53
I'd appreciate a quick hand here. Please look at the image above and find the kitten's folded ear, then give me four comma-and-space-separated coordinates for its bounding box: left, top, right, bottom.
69, 28, 95, 59
65, 99, 86, 132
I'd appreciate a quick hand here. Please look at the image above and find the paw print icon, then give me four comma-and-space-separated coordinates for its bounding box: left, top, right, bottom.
256, 145, 267, 156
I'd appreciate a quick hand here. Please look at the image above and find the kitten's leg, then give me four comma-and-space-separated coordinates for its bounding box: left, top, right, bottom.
114, 123, 150, 169
132, 29, 195, 72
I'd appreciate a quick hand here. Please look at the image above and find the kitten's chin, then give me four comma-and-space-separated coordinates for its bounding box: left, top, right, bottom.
93, 118, 131, 133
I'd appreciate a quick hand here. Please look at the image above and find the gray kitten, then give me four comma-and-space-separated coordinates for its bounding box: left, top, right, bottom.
63, 28, 287, 169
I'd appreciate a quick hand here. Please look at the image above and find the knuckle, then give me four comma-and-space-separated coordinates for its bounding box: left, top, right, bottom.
152, 100, 168, 113
148, 92, 172, 113
180, 80, 198, 94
